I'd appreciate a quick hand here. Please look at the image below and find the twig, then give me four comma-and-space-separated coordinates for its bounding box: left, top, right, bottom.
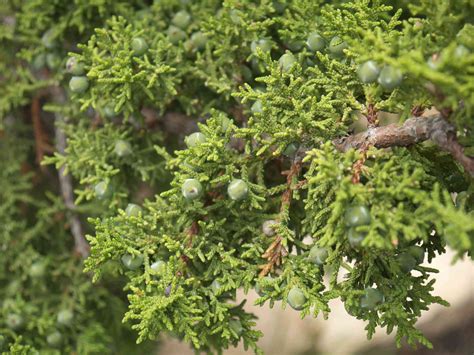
31, 96, 53, 166
334, 113, 474, 177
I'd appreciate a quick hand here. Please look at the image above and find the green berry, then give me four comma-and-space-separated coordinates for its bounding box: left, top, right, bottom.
6, 313, 23, 330
29, 261, 46, 278
308, 245, 328, 266
150, 260, 166, 274
397, 252, 417, 273
344, 205, 371, 227
94, 181, 111, 200
454, 44, 470, 58
278, 52, 296, 72
408, 246, 425, 265
227, 179, 249, 201
328, 36, 347, 56
57, 309, 74, 326
211, 279, 222, 293
69, 76, 89, 93
255, 276, 271, 296
229, 9, 242, 25
287, 287, 306, 310
283, 142, 299, 157
182, 179, 203, 200
286, 40, 304, 52
251, 39, 272, 54
190, 32, 207, 51
251, 100, 263, 114
307, 32, 325, 52
103, 104, 118, 118
121, 254, 144, 270
273, 1, 287, 13
32, 53, 47, 70
46, 331, 62, 347
377, 65, 403, 91
185, 132, 206, 148
229, 319, 243, 336
167, 25, 187, 44
218, 115, 232, 132
125, 203, 142, 217
262, 220, 277, 236
360, 287, 384, 310
172, 10, 191, 29
131, 37, 148, 56
347, 228, 367, 248
114, 140, 132, 157
65, 57, 85, 75
357, 60, 380, 84
41, 29, 56, 49
46, 53, 60, 70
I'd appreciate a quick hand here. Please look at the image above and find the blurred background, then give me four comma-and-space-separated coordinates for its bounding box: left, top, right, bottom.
158, 250, 473, 355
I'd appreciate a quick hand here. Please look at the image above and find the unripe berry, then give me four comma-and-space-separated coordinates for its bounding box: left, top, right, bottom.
408, 245, 425, 265
57, 309, 74, 326
287, 287, 306, 310
46, 53, 60, 70
278, 52, 296, 72
251, 39, 272, 54
125, 203, 142, 217
6, 313, 23, 330
190, 32, 208, 51
185, 132, 206, 148
114, 140, 132, 157
41, 29, 56, 49
103, 104, 118, 118
229, 319, 243, 336
131, 37, 148, 56
172, 10, 191, 29
357, 60, 380, 84
251, 100, 263, 114
344, 205, 371, 227
66, 57, 85, 75
94, 181, 112, 200
29, 261, 46, 278
397, 252, 417, 273
46, 331, 62, 347
328, 36, 347, 56
262, 220, 278, 236
121, 254, 144, 270
308, 245, 328, 266
273, 1, 287, 13
229, 9, 242, 25
454, 44, 469, 58
378, 65, 403, 91
211, 279, 222, 293
360, 287, 384, 310
150, 259, 166, 274
167, 25, 187, 44
347, 228, 367, 248
307, 32, 325, 52
282, 142, 299, 157
32, 53, 46, 70
286, 40, 304, 52
69, 76, 89, 93
182, 179, 203, 200
227, 179, 249, 201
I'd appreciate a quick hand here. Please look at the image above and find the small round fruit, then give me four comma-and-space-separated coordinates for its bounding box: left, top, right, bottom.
103, 104, 118, 118
283, 142, 298, 157
57, 309, 74, 326
125, 203, 142, 217
287, 287, 306, 310
227, 179, 249, 201
377, 65, 403, 91
344, 205, 371, 227
185, 132, 206, 148
328, 36, 348, 56
172, 10, 191, 29
454, 44, 469, 58
41, 29, 56, 49
408, 246, 425, 265
273, 1, 287, 13
360, 287, 384, 310
29, 261, 46, 278
397, 252, 417, 273
262, 220, 278, 236
121, 254, 144, 270
46, 331, 62, 347
150, 260, 166, 274
307, 32, 325, 52
69, 76, 89, 93
357, 60, 380, 84
190, 32, 207, 51
182, 179, 203, 200
94, 181, 111, 200
46, 53, 60, 70
251, 39, 272, 54
114, 140, 132, 157
32, 53, 47, 70
167, 25, 187, 44
278, 52, 296, 72
211, 279, 222, 293
229, 9, 242, 25
131, 37, 148, 56
251, 100, 263, 114
218, 115, 232, 132
6, 313, 23, 330
66, 57, 85, 75
308, 245, 328, 266
229, 319, 243, 336
286, 40, 304, 52
164, 284, 172, 297
347, 228, 367, 248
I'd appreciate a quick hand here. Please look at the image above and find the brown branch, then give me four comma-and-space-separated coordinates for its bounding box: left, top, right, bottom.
31, 96, 53, 166
334, 113, 474, 177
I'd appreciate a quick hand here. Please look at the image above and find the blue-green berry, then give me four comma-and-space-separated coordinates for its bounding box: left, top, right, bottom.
211, 279, 222, 293
307, 32, 325, 52
41, 29, 56, 49
229, 319, 243, 336
66, 57, 85, 75
345, 205, 371, 227
103, 104, 118, 118
397, 252, 417, 273
46, 53, 60, 70
167, 25, 187, 44
172, 10, 191, 29
46, 331, 62, 347
6, 313, 23, 330
190, 32, 208, 51
94, 181, 112, 200
251, 38, 272, 54
251, 100, 263, 114
408, 245, 425, 265
69, 76, 89, 93
182, 179, 203, 200
121, 254, 144, 270
125, 203, 142, 217
347, 228, 367, 248
227, 179, 248, 201
360, 287, 384, 310
287, 287, 306, 310
150, 260, 166, 274
32, 53, 47, 70
308, 245, 328, 266
278, 52, 296, 72
357, 60, 380, 84
454, 44, 470, 58
378, 65, 403, 91
283, 142, 299, 157
229, 9, 242, 24
114, 140, 132, 157
57, 309, 74, 326
29, 261, 46, 278
185, 132, 206, 148
328, 36, 348, 56
131, 37, 148, 56
286, 40, 304, 52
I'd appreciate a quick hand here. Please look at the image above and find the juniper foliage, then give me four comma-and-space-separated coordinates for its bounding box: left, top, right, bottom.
1, 0, 473, 354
